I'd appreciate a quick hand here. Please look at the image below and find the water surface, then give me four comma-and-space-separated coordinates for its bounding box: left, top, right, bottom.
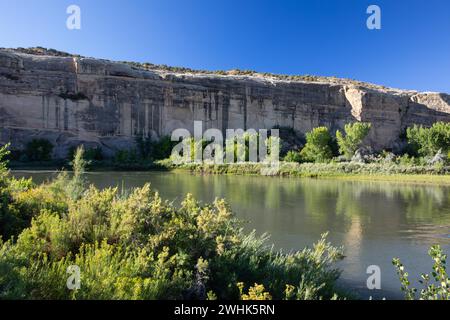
13, 170, 450, 299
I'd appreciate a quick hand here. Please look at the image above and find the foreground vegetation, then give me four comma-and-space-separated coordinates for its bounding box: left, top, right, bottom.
393, 245, 449, 300
0, 146, 344, 300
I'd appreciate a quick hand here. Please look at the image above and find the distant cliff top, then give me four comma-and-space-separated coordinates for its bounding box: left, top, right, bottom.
0, 46, 428, 94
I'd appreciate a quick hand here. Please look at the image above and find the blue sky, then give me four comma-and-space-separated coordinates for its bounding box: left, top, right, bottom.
1, 0, 449, 92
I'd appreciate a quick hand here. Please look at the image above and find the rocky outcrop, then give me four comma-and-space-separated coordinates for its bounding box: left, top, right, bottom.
0, 48, 449, 158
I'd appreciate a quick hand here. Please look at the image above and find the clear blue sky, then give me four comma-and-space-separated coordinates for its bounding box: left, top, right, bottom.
1, 0, 449, 92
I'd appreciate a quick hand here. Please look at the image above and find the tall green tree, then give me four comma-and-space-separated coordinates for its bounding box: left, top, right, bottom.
67, 146, 87, 200
0, 144, 10, 182
300, 127, 333, 163
336, 122, 372, 159
406, 122, 450, 157
25, 139, 54, 161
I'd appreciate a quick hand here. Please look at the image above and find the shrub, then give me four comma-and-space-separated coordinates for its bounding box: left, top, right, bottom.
152, 136, 177, 160
283, 150, 302, 163
264, 136, 280, 162
25, 139, 54, 161
238, 283, 272, 300
406, 122, 450, 157
135, 135, 180, 161
2, 184, 68, 240
114, 149, 139, 164
0, 146, 92, 240
183, 137, 207, 162
68, 146, 103, 162
393, 245, 449, 300
0, 144, 10, 181
66, 146, 87, 200
224, 133, 258, 163
135, 136, 153, 160
397, 154, 417, 166
336, 122, 371, 160
300, 127, 333, 163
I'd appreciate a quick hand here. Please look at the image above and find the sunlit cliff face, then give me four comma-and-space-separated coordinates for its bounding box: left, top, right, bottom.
1, 48, 449, 159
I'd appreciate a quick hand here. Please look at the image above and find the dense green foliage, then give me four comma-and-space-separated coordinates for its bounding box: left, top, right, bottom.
393, 245, 449, 300
0, 144, 9, 179
113, 149, 140, 167
171, 134, 267, 163
68, 146, 103, 162
0, 147, 344, 300
299, 127, 333, 163
9, 122, 449, 172
135, 135, 177, 161
406, 122, 450, 157
25, 139, 54, 161
151, 136, 178, 161
283, 150, 302, 163
336, 123, 372, 159
162, 121, 449, 172
113, 136, 177, 168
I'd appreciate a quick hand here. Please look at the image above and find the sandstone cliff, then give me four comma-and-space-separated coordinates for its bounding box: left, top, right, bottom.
0, 48, 449, 158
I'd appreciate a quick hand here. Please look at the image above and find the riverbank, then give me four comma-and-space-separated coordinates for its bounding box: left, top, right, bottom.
9, 159, 450, 185
155, 160, 450, 185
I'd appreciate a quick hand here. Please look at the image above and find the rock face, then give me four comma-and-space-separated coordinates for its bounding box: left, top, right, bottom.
0, 48, 449, 158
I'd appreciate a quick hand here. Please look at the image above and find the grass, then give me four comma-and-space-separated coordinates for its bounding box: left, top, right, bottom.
155, 160, 450, 185
329, 174, 450, 185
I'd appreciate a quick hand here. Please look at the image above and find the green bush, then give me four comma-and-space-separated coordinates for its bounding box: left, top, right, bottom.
66, 146, 88, 200
300, 127, 333, 163
68, 146, 103, 162
264, 136, 280, 162
135, 135, 178, 161
0, 144, 10, 181
283, 150, 302, 163
336, 122, 371, 160
393, 245, 449, 300
406, 122, 450, 157
396, 154, 415, 166
170, 137, 206, 163
152, 136, 177, 160
135, 136, 153, 160
224, 133, 259, 163
25, 139, 54, 161
114, 149, 139, 165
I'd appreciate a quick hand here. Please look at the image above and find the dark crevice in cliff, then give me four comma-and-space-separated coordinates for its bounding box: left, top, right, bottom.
0, 72, 20, 81
58, 91, 89, 101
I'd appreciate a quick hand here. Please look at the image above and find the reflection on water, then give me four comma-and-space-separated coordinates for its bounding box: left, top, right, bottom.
13, 170, 450, 299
